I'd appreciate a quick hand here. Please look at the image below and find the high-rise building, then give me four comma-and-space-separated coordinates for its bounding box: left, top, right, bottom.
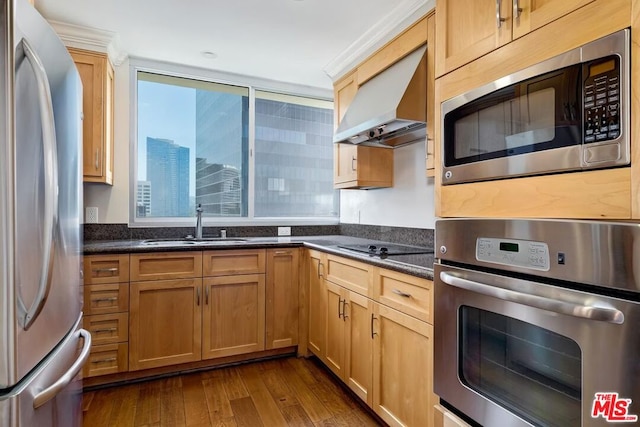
136, 180, 151, 217
195, 89, 249, 216
146, 137, 190, 217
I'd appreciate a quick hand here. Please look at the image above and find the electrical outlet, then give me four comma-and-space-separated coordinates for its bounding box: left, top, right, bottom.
85, 207, 98, 224
277, 226, 291, 236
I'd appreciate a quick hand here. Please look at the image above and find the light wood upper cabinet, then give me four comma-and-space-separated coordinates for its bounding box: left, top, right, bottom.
334, 144, 394, 189
435, 0, 595, 77
265, 248, 300, 350
426, 13, 436, 176
334, 71, 357, 125
512, 0, 597, 39
68, 48, 114, 185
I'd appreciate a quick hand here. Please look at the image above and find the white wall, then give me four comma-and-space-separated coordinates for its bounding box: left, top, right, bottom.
83, 59, 437, 229
339, 142, 436, 230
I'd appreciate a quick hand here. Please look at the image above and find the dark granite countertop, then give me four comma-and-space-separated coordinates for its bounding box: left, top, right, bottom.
84, 235, 434, 280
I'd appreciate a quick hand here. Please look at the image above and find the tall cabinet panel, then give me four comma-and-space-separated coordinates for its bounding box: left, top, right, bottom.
68, 48, 114, 184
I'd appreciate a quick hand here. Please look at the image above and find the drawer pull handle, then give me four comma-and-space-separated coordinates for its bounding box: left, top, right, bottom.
392, 289, 412, 298
205, 286, 209, 305
92, 297, 118, 303
94, 328, 117, 334
197, 287, 201, 306
92, 267, 118, 274
91, 357, 116, 364
338, 297, 343, 318
274, 250, 290, 255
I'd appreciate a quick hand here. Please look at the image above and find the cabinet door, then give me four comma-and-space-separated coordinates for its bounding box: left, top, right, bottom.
69, 48, 114, 184
129, 279, 202, 370
435, 0, 512, 77
308, 251, 327, 356
334, 71, 357, 125
344, 290, 374, 406
512, 0, 596, 39
334, 143, 359, 185
324, 281, 346, 378
372, 303, 433, 427
202, 274, 265, 359
266, 248, 300, 349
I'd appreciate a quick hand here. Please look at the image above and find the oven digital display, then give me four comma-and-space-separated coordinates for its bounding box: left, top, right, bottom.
499, 242, 519, 252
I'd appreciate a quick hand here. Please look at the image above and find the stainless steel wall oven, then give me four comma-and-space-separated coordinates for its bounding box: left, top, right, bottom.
434, 219, 640, 427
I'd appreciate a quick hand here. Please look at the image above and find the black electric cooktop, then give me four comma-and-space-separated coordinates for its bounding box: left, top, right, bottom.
338, 243, 433, 257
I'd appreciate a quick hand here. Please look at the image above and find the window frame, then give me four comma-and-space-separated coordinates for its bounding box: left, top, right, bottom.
128, 58, 338, 227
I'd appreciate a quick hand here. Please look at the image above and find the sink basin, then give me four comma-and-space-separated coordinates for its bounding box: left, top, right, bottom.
141, 238, 247, 246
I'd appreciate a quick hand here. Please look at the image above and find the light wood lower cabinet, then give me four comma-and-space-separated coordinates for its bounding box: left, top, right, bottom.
202, 274, 265, 359
307, 250, 434, 427
83, 254, 130, 378
265, 248, 300, 349
307, 250, 327, 356
373, 302, 433, 427
129, 278, 203, 371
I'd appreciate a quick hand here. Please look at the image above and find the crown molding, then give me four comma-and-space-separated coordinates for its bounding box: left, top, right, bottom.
47, 20, 128, 66
323, 0, 434, 83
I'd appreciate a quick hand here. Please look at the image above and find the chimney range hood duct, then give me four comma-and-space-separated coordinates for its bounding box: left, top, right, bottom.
333, 45, 427, 148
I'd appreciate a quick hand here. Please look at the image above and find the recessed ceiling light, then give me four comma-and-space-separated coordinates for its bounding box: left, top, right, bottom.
201, 51, 218, 59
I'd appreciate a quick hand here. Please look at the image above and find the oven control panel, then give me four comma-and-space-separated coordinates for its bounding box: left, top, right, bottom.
476, 238, 550, 271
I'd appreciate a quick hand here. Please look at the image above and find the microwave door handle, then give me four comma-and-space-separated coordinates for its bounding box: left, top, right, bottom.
16, 39, 59, 330
440, 271, 625, 324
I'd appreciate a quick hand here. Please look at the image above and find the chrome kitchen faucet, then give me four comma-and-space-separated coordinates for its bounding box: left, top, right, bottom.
195, 204, 203, 239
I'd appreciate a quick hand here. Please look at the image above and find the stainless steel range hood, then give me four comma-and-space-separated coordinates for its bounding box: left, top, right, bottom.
334, 45, 427, 148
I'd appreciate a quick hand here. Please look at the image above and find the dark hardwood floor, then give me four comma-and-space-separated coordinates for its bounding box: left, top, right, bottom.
82, 356, 383, 427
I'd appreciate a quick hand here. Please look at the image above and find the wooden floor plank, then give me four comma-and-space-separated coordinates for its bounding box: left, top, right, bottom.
134, 379, 162, 426
229, 396, 264, 427
278, 359, 333, 423
182, 373, 212, 426
236, 363, 288, 426
261, 363, 300, 408
82, 387, 116, 427
203, 376, 234, 423
280, 403, 316, 427
159, 377, 186, 427
83, 356, 381, 427
108, 383, 139, 426
221, 367, 250, 401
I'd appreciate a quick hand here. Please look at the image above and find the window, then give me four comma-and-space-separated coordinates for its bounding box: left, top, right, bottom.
133, 69, 338, 224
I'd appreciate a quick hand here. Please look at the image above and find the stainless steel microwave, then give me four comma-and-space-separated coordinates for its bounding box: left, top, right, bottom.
441, 29, 630, 185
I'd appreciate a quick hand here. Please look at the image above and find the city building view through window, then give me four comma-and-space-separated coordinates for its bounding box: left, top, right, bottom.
135, 71, 338, 221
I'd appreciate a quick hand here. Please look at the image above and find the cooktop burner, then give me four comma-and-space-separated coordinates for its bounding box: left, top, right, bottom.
338, 243, 433, 257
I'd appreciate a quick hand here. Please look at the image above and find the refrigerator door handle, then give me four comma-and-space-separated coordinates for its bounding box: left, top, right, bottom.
15, 38, 59, 330
32, 328, 91, 409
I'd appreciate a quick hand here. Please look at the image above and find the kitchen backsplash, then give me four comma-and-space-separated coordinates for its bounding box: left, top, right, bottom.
83, 223, 434, 248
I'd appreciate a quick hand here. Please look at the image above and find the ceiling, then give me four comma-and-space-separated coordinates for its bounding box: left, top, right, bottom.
35, 0, 427, 91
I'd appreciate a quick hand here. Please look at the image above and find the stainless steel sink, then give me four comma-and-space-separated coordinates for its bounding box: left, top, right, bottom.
140, 238, 247, 246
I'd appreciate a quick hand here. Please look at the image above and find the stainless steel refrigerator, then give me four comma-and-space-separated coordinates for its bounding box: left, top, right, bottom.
0, 0, 90, 425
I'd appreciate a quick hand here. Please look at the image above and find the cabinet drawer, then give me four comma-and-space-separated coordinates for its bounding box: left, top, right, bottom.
83, 342, 128, 378
83, 283, 129, 315
203, 249, 265, 276
326, 255, 372, 297
83, 254, 129, 285
374, 268, 433, 323
130, 252, 202, 281
84, 312, 128, 345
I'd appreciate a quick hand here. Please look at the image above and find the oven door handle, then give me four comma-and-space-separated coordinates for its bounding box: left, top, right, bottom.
440, 271, 625, 324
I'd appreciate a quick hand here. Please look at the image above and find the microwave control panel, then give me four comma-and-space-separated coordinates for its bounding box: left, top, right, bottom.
476, 238, 550, 271
583, 56, 621, 144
